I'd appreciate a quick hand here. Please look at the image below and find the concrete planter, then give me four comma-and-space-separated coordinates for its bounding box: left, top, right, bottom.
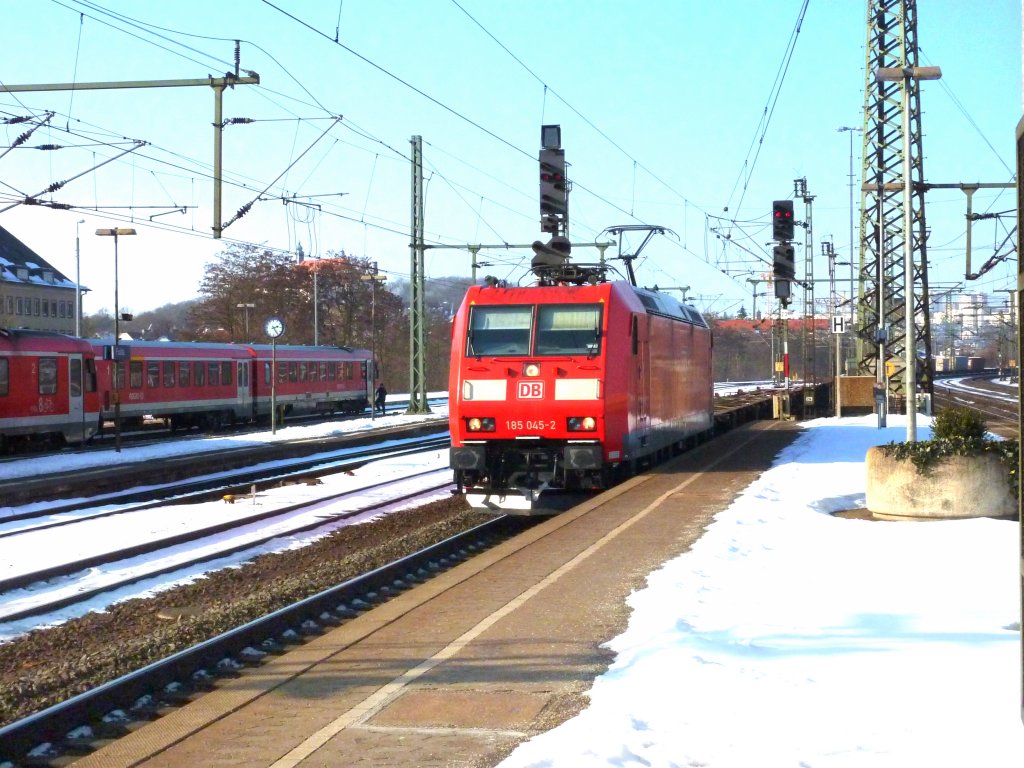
865, 446, 1016, 520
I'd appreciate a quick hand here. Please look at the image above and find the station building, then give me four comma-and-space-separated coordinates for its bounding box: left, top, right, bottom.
0, 224, 81, 335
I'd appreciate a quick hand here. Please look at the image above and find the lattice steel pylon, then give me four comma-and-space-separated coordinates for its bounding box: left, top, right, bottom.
856, 0, 934, 401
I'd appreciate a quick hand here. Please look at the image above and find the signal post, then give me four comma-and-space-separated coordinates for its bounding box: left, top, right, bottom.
771, 200, 795, 396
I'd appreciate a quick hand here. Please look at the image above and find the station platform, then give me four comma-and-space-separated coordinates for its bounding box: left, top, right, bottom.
76, 419, 802, 768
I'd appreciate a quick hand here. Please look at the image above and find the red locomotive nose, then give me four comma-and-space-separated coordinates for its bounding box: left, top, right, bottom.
447, 279, 714, 514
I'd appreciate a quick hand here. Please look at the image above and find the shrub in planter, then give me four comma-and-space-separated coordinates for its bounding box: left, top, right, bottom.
879, 407, 1017, 493
870, 406, 1018, 518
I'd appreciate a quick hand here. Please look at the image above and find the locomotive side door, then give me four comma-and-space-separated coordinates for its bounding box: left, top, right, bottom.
68, 354, 85, 440
638, 314, 651, 447
631, 313, 651, 450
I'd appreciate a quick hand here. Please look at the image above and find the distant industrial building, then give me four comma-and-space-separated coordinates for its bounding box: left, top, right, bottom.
0, 224, 82, 335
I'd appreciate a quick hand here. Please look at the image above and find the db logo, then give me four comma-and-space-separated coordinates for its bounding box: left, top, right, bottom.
517, 381, 544, 399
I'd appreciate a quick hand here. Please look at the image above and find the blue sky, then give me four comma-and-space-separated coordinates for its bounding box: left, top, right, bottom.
0, 0, 1020, 319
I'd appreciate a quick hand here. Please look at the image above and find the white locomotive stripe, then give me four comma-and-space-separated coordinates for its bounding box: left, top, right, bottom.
461, 379, 507, 401
554, 378, 599, 400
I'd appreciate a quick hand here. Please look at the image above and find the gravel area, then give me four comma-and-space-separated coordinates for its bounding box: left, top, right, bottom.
0, 496, 490, 728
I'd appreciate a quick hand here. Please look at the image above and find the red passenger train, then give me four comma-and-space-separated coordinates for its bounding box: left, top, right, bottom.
448, 265, 714, 513
0, 329, 101, 448
0, 328, 374, 450
89, 339, 374, 431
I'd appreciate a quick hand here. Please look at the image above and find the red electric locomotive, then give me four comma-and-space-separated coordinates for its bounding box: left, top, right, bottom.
0, 329, 100, 449
448, 259, 714, 514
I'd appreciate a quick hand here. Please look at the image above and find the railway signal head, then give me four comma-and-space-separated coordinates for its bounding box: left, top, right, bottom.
773, 244, 796, 280
774, 274, 792, 306
772, 199, 795, 241
540, 148, 567, 232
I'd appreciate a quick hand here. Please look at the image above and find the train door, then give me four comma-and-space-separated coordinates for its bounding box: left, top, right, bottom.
68, 354, 86, 440
633, 314, 651, 451
237, 360, 253, 420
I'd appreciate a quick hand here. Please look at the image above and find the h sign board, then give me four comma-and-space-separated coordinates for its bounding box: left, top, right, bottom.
831, 315, 848, 334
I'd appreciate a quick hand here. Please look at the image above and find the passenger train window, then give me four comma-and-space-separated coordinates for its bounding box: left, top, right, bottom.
208, 362, 220, 386
0, 358, 9, 396
535, 305, 602, 356
179, 362, 190, 387
69, 359, 82, 398
129, 361, 143, 389
39, 357, 57, 395
467, 306, 532, 356
85, 358, 96, 392
195, 362, 206, 386
222, 362, 232, 385
289, 363, 298, 383
147, 362, 160, 388
163, 361, 175, 387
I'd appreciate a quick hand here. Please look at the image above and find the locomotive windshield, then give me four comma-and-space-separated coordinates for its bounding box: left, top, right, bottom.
535, 305, 601, 355
466, 304, 602, 357
467, 306, 532, 356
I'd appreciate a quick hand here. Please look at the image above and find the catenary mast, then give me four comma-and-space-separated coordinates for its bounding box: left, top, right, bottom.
856, 0, 934, 402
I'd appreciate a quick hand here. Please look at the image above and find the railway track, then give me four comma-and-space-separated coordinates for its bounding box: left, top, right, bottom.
0, 514, 534, 765
0, 432, 450, 525
932, 375, 1018, 438
0, 463, 454, 624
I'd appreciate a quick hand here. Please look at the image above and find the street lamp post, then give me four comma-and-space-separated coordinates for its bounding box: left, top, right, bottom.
875, 64, 942, 442
313, 255, 319, 346
836, 127, 862, 323
75, 219, 85, 336
95, 227, 137, 452
236, 302, 255, 340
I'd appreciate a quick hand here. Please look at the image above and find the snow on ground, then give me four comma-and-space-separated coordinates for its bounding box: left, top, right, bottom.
497, 414, 1024, 767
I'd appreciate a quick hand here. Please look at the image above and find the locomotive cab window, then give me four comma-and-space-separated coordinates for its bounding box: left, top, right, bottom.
467, 305, 532, 356
535, 304, 602, 356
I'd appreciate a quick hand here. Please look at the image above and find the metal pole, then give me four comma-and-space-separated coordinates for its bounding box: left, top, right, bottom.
213, 84, 224, 239
271, 338, 277, 435
75, 219, 84, 337
370, 277, 377, 420
901, 75, 917, 441
113, 232, 121, 453
313, 257, 319, 346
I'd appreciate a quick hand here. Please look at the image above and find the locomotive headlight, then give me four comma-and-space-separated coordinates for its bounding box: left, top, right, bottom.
567, 416, 597, 431
523, 362, 541, 377
466, 417, 495, 432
